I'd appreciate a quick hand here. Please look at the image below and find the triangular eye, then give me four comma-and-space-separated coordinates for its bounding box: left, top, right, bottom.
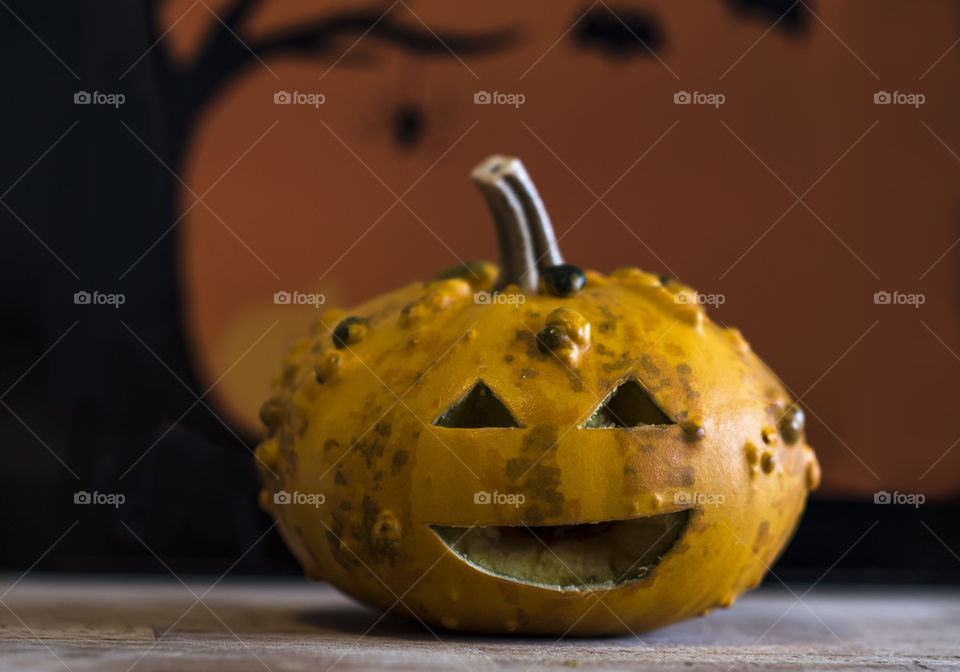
583, 380, 674, 428
434, 382, 520, 428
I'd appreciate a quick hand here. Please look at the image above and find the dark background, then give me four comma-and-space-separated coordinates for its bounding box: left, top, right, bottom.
1, 0, 958, 583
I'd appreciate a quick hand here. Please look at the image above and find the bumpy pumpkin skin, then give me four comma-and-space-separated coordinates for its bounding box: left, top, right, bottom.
256, 266, 819, 636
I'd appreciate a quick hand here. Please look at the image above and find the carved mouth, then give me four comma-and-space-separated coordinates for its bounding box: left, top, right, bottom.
430, 509, 690, 592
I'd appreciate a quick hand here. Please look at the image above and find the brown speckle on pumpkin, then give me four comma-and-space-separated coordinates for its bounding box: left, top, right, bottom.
595, 343, 616, 357
755, 520, 771, 547
639, 354, 660, 377
667, 465, 696, 487
391, 450, 409, 475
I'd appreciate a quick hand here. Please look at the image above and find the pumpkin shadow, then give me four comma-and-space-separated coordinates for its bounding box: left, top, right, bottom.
296, 605, 580, 642
297, 605, 437, 641
296, 590, 843, 646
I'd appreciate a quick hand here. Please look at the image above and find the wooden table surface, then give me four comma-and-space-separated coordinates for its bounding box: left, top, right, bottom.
1, 576, 958, 671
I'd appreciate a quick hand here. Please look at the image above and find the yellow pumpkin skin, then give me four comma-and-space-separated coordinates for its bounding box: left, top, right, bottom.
256, 264, 820, 636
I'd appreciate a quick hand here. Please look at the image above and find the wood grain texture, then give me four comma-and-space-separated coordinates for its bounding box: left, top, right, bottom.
1, 577, 958, 671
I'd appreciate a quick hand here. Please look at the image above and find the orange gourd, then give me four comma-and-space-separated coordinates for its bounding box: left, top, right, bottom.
256, 155, 819, 635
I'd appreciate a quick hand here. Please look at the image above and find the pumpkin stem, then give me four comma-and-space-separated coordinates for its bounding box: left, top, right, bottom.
471, 156, 564, 292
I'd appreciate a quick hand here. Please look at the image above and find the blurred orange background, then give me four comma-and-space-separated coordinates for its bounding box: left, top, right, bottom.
160, 0, 959, 498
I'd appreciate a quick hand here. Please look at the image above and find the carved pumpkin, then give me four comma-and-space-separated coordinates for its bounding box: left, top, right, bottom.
256, 155, 819, 635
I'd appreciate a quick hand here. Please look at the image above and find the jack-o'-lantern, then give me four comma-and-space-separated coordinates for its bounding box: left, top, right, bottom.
256, 155, 819, 635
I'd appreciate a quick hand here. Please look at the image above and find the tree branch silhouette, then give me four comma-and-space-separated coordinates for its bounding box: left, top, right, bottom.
145, 0, 517, 167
